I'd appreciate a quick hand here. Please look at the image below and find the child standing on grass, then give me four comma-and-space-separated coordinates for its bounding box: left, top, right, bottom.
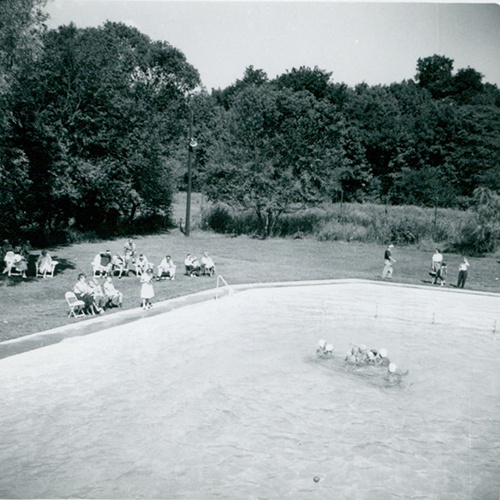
140, 268, 155, 310
382, 244, 396, 279
457, 257, 470, 289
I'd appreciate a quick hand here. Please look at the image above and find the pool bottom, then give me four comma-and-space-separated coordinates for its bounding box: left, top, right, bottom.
0, 282, 499, 499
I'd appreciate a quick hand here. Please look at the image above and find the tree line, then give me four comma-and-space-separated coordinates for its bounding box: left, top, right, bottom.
1, 1, 499, 244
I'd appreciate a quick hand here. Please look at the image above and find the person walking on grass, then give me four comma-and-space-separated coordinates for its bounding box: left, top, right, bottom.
457, 257, 470, 288
431, 248, 443, 284
382, 244, 396, 279
140, 267, 155, 310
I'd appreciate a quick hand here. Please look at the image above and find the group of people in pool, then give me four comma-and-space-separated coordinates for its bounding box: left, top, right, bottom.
316, 339, 405, 376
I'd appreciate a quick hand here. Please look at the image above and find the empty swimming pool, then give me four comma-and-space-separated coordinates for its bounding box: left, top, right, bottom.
0, 281, 499, 499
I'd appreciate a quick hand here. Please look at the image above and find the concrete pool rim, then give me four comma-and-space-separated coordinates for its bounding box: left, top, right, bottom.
1, 278, 498, 360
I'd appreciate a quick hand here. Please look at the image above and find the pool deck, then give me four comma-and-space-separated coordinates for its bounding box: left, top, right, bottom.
0, 278, 497, 360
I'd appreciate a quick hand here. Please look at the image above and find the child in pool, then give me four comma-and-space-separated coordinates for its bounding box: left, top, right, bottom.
316, 339, 334, 358
385, 363, 409, 385
374, 348, 390, 367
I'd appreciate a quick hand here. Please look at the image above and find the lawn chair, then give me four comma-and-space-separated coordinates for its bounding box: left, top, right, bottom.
201, 253, 215, 276
92, 252, 113, 276
112, 255, 127, 278
4, 251, 27, 277
135, 255, 151, 277
65, 291, 86, 318
36, 260, 59, 278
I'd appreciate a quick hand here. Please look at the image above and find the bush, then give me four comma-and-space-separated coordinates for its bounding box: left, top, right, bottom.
388, 216, 421, 244
128, 213, 170, 235
200, 200, 500, 254
201, 203, 235, 233
274, 209, 324, 237
449, 214, 498, 254
316, 221, 369, 242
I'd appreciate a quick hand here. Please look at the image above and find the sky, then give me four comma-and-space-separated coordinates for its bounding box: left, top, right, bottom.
45, 1, 500, 91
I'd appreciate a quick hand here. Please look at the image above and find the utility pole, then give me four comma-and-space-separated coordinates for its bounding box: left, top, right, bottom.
185, 106, 197, 237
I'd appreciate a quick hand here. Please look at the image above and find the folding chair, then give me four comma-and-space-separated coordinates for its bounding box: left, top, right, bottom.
65, 291, 86, 318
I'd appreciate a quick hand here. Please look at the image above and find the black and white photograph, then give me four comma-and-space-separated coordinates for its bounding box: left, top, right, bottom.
0, 1, 499, 498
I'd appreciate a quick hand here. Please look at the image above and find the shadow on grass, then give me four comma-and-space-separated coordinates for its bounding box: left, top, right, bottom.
47, 256, 76, 275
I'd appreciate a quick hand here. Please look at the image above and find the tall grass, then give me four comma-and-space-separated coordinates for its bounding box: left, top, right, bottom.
202, 202, 482, 251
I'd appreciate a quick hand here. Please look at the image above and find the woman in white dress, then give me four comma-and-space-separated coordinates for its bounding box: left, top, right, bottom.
140, 268, 155, 310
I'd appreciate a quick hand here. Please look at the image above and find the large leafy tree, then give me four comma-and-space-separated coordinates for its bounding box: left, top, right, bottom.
0, 0, 47, 94
452, 67, 484, 104
343, 83, 410, 198
0, 0, 48, 239
212, 65, 268, 109
274, 66, 332, 100
10, 21, 200, 239
203, 84, 347, 237
342, 73, 500, 207
415, 54, 454, 99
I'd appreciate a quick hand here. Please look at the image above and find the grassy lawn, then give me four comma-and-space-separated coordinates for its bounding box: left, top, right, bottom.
1, 195, 499, 343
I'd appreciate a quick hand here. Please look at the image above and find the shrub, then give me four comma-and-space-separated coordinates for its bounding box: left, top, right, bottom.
274, 209, 324, 237
201, 203, 235, 233
128, 213, 170, 235
200, 200, 500, 254
231, 211, 261, 236
388, 216, 421, 244
316, 221, 369, 242
449, 214, 498, 254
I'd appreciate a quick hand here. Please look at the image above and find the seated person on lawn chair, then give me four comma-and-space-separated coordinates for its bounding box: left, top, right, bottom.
135, 254, 151, 276
157, 255, 176, 281
3, 249, 28, 277
37, 249, 57, 277
0, 239, 14, 269
201, 252, 215, 276
184, 254, 201, 276
190, 256, 201, 277
112, 254, 127, 278
92, 250, 113, 276
88, 278, 109, 310
74, 273, 102, 315
103, 276, 123, 307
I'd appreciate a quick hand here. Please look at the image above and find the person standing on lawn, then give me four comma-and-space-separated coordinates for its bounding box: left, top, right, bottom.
123, 239, 136, 276
382, 244, 396, 279
457, 257, 470, 288
431, 249, 443, 284
140, 268, 155, 310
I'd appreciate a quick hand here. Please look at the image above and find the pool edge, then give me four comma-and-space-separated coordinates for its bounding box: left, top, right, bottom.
0, 278, 498, 360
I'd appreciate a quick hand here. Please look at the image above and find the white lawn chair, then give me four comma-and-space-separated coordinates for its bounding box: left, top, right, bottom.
4, 251, 24, 277
36, 260, 58, 278
92, 253, 113, 277
65, 291, 86, 318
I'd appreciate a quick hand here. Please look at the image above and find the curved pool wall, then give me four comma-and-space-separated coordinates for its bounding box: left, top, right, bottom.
0, 280, 499, 499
